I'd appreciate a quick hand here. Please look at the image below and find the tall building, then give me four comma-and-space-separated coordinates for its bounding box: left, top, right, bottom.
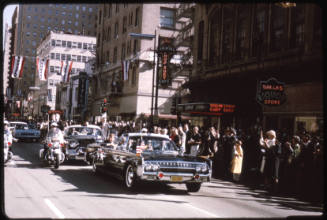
32, 31, 96, 119
89, 3, 188, 125
10, 3, 99, 116
188, 3, 322, 134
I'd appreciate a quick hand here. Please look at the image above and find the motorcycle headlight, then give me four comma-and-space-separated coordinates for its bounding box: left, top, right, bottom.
201, 164, 208, 172
70, 141, 79, 148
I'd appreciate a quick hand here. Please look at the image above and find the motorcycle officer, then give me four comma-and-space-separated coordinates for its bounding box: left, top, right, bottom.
42, 122, 64, 158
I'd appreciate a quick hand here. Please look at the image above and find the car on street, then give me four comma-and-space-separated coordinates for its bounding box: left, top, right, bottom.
63, 125, 105, 163
90, 132, 212, 192
13, 122, 41, 142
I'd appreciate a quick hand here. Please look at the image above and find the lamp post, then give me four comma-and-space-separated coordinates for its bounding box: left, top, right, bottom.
129, 31, 157, 127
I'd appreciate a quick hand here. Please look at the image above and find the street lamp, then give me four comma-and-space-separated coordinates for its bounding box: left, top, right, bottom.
129, 31, 157, 127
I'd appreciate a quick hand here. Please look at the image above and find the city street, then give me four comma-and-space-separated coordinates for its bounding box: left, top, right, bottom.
4, 141, 323, 219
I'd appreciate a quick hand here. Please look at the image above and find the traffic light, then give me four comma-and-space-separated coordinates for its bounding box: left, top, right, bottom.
100, 98, 109, 113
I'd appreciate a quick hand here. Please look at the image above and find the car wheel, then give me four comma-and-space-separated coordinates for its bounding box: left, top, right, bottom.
186, 182, 202, 192
124, 164, 136, 189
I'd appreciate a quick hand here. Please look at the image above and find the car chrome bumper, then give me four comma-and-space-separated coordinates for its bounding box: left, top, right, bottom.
139, 171, 211, 183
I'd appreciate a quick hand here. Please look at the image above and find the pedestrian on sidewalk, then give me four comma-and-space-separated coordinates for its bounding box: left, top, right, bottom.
230, 140, 243, 182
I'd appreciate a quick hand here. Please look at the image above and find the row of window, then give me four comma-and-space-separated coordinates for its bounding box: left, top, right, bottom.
50, 53, 93, 62
49, 66, 84, 74
203, 5, 313, 64
51, 40, 96, 50
100, 38, 138, 65
28, 5, 95, 13
26, 13, 95, 21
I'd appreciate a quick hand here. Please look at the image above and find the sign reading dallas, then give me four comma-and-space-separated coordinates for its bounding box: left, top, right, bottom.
257, 78, 286, 106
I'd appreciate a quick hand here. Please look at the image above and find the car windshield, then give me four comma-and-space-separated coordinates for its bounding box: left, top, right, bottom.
127, 136, 178, 152
65, 126, 102, 137
15, 124, 28, 130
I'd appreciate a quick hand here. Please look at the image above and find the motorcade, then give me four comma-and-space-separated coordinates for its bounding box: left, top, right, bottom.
63, 125, 105, 163
12, 122, 41, 142
4, 124, 13, 164
89, 132, 212, 192
39, 131, 65, 169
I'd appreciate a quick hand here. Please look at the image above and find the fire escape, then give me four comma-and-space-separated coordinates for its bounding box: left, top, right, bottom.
172, 3, 195, 78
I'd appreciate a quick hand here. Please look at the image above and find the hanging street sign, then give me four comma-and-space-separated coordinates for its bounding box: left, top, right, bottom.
256, 77, 286, 106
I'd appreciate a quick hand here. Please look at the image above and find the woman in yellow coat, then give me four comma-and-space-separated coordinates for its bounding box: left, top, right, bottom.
230, 140, 243, 182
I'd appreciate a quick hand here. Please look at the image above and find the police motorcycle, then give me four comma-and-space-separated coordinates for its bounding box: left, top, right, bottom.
4, 121, 14, 164
39, 123, 65, 169
4, 131, 13, 164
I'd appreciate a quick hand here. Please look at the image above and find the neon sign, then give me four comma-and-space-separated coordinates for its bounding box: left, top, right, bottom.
257, 78, 286, 106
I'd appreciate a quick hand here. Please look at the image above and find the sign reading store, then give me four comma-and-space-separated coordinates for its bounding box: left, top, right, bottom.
257, 78, 286, 106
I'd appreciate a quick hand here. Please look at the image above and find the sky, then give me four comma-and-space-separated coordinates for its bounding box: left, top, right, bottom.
2, 4, 18, 46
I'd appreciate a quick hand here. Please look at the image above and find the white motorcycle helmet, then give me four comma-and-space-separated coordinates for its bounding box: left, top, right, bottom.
50, 122, 58, 128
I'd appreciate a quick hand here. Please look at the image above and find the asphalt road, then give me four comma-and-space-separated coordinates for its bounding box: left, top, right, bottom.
3, 141, 323, 219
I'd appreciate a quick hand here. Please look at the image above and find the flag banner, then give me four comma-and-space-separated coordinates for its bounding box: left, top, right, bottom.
10, 56, 16, 76
18, 56, 25, 78
60, 61, 65, 76
15, 56, 23, 78
121, 60, 130, 81
66, 61, 73, 82
38, 59, 46, 81
44, 59, 49, 80
11, 56, 20, 78
62, 60, 69, 82
36, 57, 39, 73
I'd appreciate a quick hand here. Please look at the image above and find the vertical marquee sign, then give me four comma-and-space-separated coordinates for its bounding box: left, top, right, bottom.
157, 37, 176, 88
256, 77, 286, 106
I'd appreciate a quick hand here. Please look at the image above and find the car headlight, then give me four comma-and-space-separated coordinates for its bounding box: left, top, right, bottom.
144, 163, 160, 171
195, 165, 201, 172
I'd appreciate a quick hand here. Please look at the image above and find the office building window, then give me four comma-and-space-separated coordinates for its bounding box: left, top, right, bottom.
62, 11, 66, 15
56, 40, 61, 46
72, 42, 78, 48
76, 6, 79, 11
114, 21, 119, 38
72, 55, 77, 61
160, 8, 175, 29
133, 39, 138, 55
135, 7, 139, 26
132, 66, 136, 85
26, 32, 31, 37
41, 17, 45, 22
75, 21, 78, 26
108, 5, 112, 18
67, 54, 71, 61
32, 41, 36, 46
78, 42, 82, 48
62, 40, 66, 47
51, 53, 55, 59
115, 4, 119, 13
290, 5, 305, 48
26, 23, 30, 28
75, 13, 79, 19
107, 26, 111, 41
62, 20, 65, 25
121, 43, 126, 60
68, 20, 72, 25
27, 15, 31, 19
51, 39, 55, 46
77, 55, 81, 62
82, 56, 86, 62
270, 5, 286, 52
113, 47, 117, 63
197, 20, 204, 61
123, 16, 127, 33
33, 32, 37, 37
89, 8, 93, 12
56, 53, 60, 60
82, 6, 86, 11
83, 43, 87, 49
67, 41, 72, 48
61, 54, 66, 60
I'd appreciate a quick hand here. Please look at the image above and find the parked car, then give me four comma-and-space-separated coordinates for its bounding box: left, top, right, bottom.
63, 125, 105, 163
89, 133, 212, 192
13, 122, 41, 142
